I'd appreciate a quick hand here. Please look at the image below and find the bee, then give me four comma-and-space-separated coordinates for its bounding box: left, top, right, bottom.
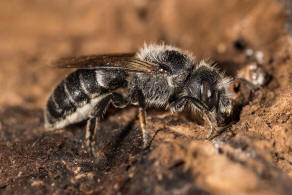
44, 43, 232, 151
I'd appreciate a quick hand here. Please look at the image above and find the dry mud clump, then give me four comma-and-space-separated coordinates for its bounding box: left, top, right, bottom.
0, 0, 292, 194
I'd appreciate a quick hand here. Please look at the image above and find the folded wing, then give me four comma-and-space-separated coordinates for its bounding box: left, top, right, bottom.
52, 54, 162, 74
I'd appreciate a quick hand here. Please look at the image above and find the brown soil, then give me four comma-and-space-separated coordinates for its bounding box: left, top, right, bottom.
0, 0, 292, 194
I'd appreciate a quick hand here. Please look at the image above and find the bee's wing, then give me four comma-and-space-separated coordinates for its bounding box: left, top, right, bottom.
52, 54, 161, 74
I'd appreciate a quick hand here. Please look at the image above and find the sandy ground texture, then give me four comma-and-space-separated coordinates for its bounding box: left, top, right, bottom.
0, 0, 292, 194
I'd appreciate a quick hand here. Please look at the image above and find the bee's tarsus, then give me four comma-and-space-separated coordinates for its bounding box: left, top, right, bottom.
85, 117, 98, 155
206, 126, 216, 140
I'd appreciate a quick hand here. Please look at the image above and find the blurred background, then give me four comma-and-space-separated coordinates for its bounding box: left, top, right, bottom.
1, 0, 292, 194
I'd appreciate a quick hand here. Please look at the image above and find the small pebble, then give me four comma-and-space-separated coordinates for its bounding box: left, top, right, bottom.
237, 63, 269, 86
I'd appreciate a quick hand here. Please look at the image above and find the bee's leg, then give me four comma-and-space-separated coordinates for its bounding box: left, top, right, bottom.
133, 90, 149, 149
138, 106, 148, 149
111, 92, 129, 108
85, 95, 111, 154
85, 117, 98, 153
174, 96, 217, 139
85, 93, 129, 154
205, 112, 217, 139
189, 98, 216, 139
169, 97, 188, 113
233, 78, 258, 90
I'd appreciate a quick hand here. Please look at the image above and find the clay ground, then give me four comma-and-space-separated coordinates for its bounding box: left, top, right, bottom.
0, 0, 292, 194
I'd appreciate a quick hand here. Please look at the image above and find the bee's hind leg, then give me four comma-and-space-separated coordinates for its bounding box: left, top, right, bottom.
85, 93, 129, 155
85, 118, 99, 154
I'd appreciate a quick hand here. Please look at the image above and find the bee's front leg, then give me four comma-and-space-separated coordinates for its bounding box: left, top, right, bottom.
171, 96, 217, 139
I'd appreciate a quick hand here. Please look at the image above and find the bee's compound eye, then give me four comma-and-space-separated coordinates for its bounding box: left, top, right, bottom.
157, 64, 171, 74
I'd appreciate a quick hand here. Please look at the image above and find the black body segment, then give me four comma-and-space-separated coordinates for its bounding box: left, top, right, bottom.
46, 96, 64, 123
78, 69, 106, 95
45, 69, 128, 129
65, 71, 91, 105
52, 82, 77, 116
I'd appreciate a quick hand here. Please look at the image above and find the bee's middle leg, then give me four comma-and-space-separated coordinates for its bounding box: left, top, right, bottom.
138, 106, 148, 149
133, 90, 149, 149
85, 93, 129, 154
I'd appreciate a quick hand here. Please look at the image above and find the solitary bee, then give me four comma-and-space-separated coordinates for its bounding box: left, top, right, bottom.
44, 44, 232, 150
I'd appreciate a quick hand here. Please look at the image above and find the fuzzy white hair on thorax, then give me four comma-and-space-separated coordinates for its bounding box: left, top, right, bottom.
135, 43, 194, 62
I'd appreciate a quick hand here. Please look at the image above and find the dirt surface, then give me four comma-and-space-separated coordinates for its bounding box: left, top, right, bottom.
0, 0, 292, 194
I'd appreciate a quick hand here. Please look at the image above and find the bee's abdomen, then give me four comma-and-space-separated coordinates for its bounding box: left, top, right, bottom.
46, 82, 77, 119
65, 71, 91, 104
45, 69, 127, 129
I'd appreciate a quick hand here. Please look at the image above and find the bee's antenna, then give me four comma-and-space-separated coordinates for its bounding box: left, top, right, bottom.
231, 78, 258, 90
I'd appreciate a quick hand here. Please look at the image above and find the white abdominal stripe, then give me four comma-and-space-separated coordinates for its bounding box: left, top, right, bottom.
45, 93, 110, 130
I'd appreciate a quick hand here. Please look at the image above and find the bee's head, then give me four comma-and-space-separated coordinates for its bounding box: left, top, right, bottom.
136, 43, 195, 86
186, 61, 232, 124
